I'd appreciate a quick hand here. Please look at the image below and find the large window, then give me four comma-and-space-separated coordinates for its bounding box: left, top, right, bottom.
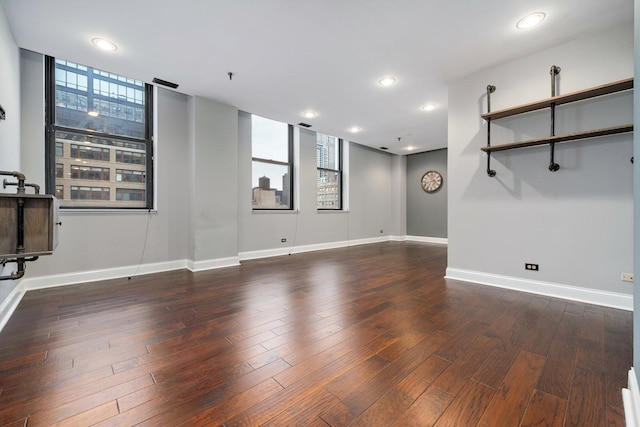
251, 115, 293, 210
45, 57, 153, 209
316, 133, 342, 210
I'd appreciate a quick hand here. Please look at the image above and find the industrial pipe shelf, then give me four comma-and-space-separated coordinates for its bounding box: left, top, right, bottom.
482, 67, 633, 176
481, 124, 633, 153
481, 77, 633, 121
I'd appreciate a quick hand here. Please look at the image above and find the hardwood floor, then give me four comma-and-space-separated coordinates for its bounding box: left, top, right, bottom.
0, 242, 632, 426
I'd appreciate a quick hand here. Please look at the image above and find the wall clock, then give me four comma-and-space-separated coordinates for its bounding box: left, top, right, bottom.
421, 170, 443, 193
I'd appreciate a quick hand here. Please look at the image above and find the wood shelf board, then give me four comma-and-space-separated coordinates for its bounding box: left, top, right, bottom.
481, 124, 633, 153
481, 78, 633, 121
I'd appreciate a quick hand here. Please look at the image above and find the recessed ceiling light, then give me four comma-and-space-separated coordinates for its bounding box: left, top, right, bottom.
405, 146, 417, 151
421, 103, 438, 112
302, 110, 317, 119
378, 76, 397, 87
516, 12, 546, 29
349, 126, 362, 133
87, 110, 99, 117
91, 37, 118, 51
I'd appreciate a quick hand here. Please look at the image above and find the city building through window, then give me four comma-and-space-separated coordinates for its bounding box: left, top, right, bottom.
45, 57, 153, 209
316, 133, 342, 210
251, 115, 293, 210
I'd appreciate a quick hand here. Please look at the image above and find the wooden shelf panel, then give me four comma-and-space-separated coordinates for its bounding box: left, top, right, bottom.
481, 124, 633, 153
481, 78, 633, 121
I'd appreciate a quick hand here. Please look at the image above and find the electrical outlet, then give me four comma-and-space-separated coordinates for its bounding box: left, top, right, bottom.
525, 263, 539, 271
281, 238, 286, 243
621, 273, 634, 282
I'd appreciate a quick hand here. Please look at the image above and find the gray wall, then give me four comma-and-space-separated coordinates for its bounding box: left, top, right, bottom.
189, 96, 239, 263
0, 4, 22, 303
448, 24, 633, 296
15, 52, 402, 287
634, 0, 640, 377
406, 148, 447, 238
20, 54, 192, 277
238, 112, 402, 255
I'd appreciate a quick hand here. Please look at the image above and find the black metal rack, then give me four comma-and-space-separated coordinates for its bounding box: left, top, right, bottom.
482, 66, 634, 177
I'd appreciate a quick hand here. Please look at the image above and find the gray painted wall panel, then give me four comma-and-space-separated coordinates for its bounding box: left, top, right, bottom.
448, 24, 633, 295
20, 54, 192, 276
406, 149, 447, 238
0, 5, 21, 303
238, 113, 396, 253
190, 96, 239, 261
634, 0, 640, 377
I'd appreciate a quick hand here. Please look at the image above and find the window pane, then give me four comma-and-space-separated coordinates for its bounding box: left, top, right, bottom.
317, 170, 341, 209
55, 129, 147, 208
55, 61, 146, 139
316, 133, 341, 210
252, 161, 291, 209
251, 115, 288, 162
316, 134, 339, 170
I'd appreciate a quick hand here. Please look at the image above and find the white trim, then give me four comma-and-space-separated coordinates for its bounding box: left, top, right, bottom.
0, 281, 26, 332
23, 259, 189, 291
187, 257, 240, 272
406, 235, 448, 245
239, 236, 389, 261
623, 368, 640, 427
445, 267, 632, 311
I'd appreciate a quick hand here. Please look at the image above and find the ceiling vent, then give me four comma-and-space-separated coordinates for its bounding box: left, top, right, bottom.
298, 122, 312, 128
152, 78, 179, 89
379, 146, 389, 150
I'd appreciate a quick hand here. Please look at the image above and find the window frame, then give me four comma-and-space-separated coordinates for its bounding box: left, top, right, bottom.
44, 56, 154, 210
316, 135, 343, 211
251, 120, 294, 211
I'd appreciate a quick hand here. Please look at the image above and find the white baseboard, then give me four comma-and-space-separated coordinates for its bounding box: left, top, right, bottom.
238, 236, 389, 261
445, 267, 632, 311
0, 280, 26, 332
406, 235, 448, 245
23, 259, 189, 291
187, 256, 240, 272
623, 368, 640, 427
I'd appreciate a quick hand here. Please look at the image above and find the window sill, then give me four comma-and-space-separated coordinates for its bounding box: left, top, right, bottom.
252, 209, 299, 214
60, 209, 157, 215
317, 209, 349, 214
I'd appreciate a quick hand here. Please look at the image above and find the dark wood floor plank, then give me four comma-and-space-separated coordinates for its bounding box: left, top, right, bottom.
433, 320, 491, 362
430, 334, 498, 396
536, 340, 578, 399
324, 354, 390, 400
323, 332, 449, 424
349, 388, 414, 427
395, 354, 451, 399
520, 389, 566, 427
522, 317, 560, 356
565, 367, 606, 426
553, 311, 583, 347
477, 351, 545, 426
45, 400, 119, 427
224, 331, 399, 426
433, 379, 496, 427
392, 386, 454, 427
177, 378, 284, 426
262, 388, 338, 426
0, 242, 631, 426
26, 374, 153, 425
604, 308, 633, 420
471, 350, 516, 390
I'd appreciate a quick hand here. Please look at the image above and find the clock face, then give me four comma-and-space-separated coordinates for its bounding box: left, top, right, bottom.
421, 170, 443, 193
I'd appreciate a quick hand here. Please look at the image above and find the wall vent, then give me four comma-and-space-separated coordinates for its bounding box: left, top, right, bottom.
152, 78, 179, 89
298, 122, 312, 128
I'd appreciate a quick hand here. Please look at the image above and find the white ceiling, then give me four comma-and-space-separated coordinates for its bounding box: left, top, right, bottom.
1, 0, 633, 155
